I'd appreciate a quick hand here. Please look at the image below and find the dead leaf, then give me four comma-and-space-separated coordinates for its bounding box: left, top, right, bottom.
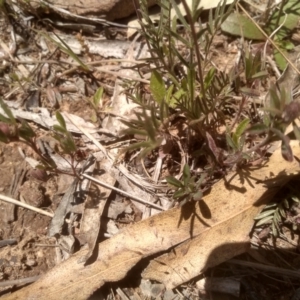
4, 141, 300, 300
48, 156, 96, 237
0, 104, 99, 136
101, 39, 142, 136
78, 160, 116, 263
141, 142, 300, 288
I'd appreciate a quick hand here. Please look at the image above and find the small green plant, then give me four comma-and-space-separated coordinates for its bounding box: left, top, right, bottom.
248, 84, 300, 162
121, 104, 168, 157
221, 0, 300, 70
0, 98, 82, 178
124, 0, 236, 160
166, 164, 206, 206
243, 47, 268, 85
89, 86, 104, 123
121, 0, 300, 208
254, 183, 300, 237
38, 31, 90, 72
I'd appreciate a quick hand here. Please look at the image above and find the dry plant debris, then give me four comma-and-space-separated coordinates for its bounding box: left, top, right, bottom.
0, 0, 300, 299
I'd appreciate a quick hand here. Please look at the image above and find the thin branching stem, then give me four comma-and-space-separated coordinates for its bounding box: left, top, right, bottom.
180, 0, 206, 100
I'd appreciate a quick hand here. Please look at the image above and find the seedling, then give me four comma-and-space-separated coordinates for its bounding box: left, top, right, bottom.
0, 98, 83, 178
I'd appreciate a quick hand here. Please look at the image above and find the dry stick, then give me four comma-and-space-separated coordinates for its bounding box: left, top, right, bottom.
262, 12, 287, 70
0, 275, 40, 288
82, 173, 164, 211
13, 59, 147, 68
0, 194, 54, 218
58, 64, 150, 84
64, 114, 111, 160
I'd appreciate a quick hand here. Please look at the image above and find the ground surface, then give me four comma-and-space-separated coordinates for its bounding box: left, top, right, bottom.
1, 0, 300, 299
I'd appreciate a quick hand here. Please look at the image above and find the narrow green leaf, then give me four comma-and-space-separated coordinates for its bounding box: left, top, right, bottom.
0, 113, 11, 123
291, 195, 300, 203
283, 198, 290, 209
39, 31, 90, 72
235, 118, 250, 138
226, 132, 238, 150
18, 119, 36, 140
93, 87, 103, 107
273, 211, 281, 223
254, 209, 275, 220
232, 132, 239, 149
167, 30, 191, 51
251, 70, 269, 80
169, 0, 189, 29
0, 129, 8, 143
272, 221, 279, 237
269, 85, 281, 111
55, 111, 66, 130
183, 164, 191, 186
150, 70, 166, 104
247, 123, 268, 135
278, 207, 286, 218
60, 133, 77, 154
256, 215, 274, 226
90, 111, 97, 123
204, 68, 216, 91
0, 99, 16, 124
53, 125, 67, 134
173, 188, 187, 199
267, 0, 300, 40
264, 203, 278, 209
166, 176, 183, 188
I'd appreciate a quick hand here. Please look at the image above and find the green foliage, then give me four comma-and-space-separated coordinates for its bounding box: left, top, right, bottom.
243, 48, 268, 84
248, 84, 300, 161
88, 87, 104, 123
38, 31, 90, 72
254, 183, 300, 237
226, 118, 250, 151
221, 0, 300, 70
0, 98, 16, 125
122, 0, 300, 197
150, 70, 167, 104
166, 164, 205, 205
121, 104, 167, 157
93, 87, 103, 108
221, 12, 265, 40
18, 118, 36, 141
53, 112, 77, 154
266, 0, 300, 41
0, 98, 80, 176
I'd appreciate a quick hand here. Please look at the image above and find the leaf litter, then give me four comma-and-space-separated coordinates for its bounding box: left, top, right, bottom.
1, 0, 300, 299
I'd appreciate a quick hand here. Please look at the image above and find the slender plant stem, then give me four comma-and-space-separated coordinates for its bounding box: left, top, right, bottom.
180, 0, 205, 100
